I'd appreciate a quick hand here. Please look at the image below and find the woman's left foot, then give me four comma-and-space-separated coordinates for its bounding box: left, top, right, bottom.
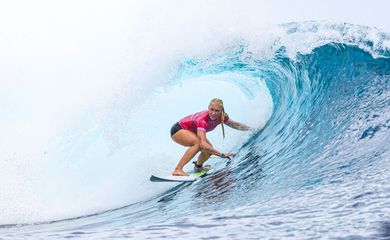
194, 165, 210, 172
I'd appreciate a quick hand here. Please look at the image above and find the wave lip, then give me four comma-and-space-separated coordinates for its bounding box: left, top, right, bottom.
0, 20, 389, 240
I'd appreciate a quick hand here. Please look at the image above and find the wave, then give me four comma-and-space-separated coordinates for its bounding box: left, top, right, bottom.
0, 20, 389, 232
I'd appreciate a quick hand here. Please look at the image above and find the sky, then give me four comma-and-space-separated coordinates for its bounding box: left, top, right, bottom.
255, 0, 390, 31
0, 0, 389, 224
0, 0, 389, 32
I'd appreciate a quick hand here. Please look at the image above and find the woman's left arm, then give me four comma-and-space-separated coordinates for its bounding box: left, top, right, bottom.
225, 119, 254, 131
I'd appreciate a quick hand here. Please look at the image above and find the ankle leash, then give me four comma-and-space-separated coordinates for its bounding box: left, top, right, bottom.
192, 161, 203, 168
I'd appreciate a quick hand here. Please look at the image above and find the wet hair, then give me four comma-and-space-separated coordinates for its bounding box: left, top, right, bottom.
209, 98, 226, 139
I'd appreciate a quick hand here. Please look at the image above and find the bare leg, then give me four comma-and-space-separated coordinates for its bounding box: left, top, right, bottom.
173, 144, 201, 176
195, 138, 213, 165
171, 130, 201, 176
196, 151, 211, 165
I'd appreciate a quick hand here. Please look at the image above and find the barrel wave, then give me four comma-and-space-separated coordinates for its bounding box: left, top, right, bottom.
1, 21, 390, 239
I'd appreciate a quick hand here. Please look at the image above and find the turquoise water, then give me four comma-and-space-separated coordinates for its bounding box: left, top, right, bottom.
1, 21, 389, 239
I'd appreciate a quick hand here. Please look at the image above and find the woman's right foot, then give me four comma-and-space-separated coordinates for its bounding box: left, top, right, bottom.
172, 169, 189, 176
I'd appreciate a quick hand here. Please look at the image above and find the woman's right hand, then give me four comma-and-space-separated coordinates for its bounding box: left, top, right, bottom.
200, 140, 212, 151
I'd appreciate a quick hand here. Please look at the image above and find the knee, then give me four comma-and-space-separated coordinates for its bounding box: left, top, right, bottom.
192, 141, 201, 151
199, 144, 210, 155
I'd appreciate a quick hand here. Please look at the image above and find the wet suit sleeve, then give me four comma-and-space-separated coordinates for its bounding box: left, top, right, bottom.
196, 119, 208, 132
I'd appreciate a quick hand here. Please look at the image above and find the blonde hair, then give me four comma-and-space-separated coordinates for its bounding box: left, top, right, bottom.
209, 98, 226, 139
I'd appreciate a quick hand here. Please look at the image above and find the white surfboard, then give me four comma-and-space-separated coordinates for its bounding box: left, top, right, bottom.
150, 169, 209, 183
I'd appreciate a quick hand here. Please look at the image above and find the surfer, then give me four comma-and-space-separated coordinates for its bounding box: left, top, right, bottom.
170, 98, 253, 176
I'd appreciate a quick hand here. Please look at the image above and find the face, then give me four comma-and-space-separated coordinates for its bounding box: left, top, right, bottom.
208, 102, 223, 120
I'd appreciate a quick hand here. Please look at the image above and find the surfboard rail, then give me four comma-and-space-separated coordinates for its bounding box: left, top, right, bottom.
150, 169, 209, 183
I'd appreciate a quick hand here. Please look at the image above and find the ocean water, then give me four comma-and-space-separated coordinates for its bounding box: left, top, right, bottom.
1, 2, 390, 240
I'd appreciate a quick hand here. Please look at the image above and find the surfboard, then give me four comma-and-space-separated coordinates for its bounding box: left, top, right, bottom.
150, 169, 209, 182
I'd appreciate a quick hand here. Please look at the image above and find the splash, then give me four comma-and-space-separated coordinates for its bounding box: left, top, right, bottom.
0, 1, 389, 226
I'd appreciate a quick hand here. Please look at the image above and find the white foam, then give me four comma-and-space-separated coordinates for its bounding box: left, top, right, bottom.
0, 0, 388, 224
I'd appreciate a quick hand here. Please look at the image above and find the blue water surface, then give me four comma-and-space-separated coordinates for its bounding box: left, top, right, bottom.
1, 22, 390, 240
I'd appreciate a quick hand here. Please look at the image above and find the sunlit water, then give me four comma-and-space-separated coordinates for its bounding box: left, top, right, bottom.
0, 12, 389, 240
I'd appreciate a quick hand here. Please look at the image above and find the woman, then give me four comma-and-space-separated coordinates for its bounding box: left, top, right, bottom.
170, 98, 253, 176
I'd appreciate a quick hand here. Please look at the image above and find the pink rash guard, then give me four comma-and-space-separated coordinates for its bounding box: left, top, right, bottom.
178, 110, 229, 133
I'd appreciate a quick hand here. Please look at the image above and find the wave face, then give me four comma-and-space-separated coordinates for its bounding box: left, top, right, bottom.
1, 20, 390, 239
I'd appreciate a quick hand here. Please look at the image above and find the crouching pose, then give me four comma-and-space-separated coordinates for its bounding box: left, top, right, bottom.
170, 98, 253, 176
